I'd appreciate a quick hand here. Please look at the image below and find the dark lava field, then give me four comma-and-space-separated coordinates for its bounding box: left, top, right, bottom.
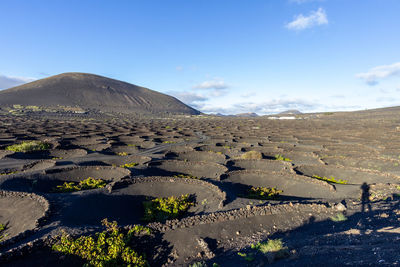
1, 109, 400, 266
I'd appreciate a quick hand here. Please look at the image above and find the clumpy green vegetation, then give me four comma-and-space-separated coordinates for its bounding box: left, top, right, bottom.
241, 150, 263, 160
189, 262, 204, 267
245, 186, 283, 200
162, 141, 176, 144
330, 213, 347, 222
0, 223, 7, 241
251, 239, 289, 259
119, 162, 138, 168
116, 152, 128, 156
52, 219, 149, 267
312, 175, 348, 184
13, 104, 23, 109
143, 194, 195, 222
238, 239, 289, 263
129, 224, 151, 235
237, 252, 255, 262
274, 154, 291, 161
54, 177, 107, 192
173, 174, 198, 179
0, 171, 18, 176
5, 141, 51, 153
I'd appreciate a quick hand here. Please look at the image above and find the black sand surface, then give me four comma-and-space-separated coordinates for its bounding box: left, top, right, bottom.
1, 108, 400, 266
0, 191, 49, 242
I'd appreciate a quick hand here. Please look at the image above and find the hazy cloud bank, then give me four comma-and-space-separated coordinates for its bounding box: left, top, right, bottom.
0, 74, 36, 90
356, 62, 400, 85
201, 98, 322, 115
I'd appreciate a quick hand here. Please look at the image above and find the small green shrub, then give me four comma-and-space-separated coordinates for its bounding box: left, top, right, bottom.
116, 152, 128, 156
129, 224, 152, 235
0, 223, 7, 241
163, 141, 176, 144
0, 171, 18, 176
237, 252, 255, 262
54, 177, 107, 192
274, 154, 291, 161
5, 141, 51, 153
312, 175, 348, 184
330, 213, 347, 222
245, 186, 283, 200
173, 174, 198, 179
251, 239, 289, 260
52, 219, 148, 267
143, 194, 195, 222
189, 261, 220, 267
189, 261, 208, 267
119, 162, 138, 168
241, 151, 263, 160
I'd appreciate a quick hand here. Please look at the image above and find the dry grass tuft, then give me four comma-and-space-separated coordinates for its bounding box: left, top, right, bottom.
241, 151, 263, 160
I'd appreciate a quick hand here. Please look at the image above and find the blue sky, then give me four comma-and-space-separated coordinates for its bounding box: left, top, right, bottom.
1, 0, 400, 114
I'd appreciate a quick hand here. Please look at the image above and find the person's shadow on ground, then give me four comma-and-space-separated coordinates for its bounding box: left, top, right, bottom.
361, 182, 372, 213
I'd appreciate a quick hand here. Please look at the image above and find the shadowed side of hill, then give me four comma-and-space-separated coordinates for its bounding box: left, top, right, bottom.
0, 73, 200, 115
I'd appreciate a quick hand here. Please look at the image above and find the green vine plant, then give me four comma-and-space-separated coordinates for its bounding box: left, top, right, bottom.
0, 171, 18, 176
274, 154, 291, 162
173, 174, 198, 179
142, 194, 195, 222
54, 177, 107, 193
52, 219, 150, 267
5, 141, 51, 153
251, 239, 290, 259
0, 223, 7, 242
119, 162, 138, 168
245, 186, 283, 200
312, 175, 348, 184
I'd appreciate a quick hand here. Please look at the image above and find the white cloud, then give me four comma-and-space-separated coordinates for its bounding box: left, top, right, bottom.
241, 92, 256, 98
0, 74, 36, 90
170, 91, 208, 104
169, 91, 209, 110
356, 62, 400, 86
193, 78, 229, 90
286, 8, 328, 31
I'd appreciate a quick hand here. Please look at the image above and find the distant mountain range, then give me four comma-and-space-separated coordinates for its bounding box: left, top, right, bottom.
234, 112, 259, 117
278, 109, 302, 115
0, 72, 200, 115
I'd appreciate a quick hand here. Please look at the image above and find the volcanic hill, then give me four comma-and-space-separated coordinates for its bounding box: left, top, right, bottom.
0, 72, 200, 115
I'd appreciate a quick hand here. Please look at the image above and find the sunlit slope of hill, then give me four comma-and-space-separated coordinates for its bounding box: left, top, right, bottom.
0, 72, 200, 115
